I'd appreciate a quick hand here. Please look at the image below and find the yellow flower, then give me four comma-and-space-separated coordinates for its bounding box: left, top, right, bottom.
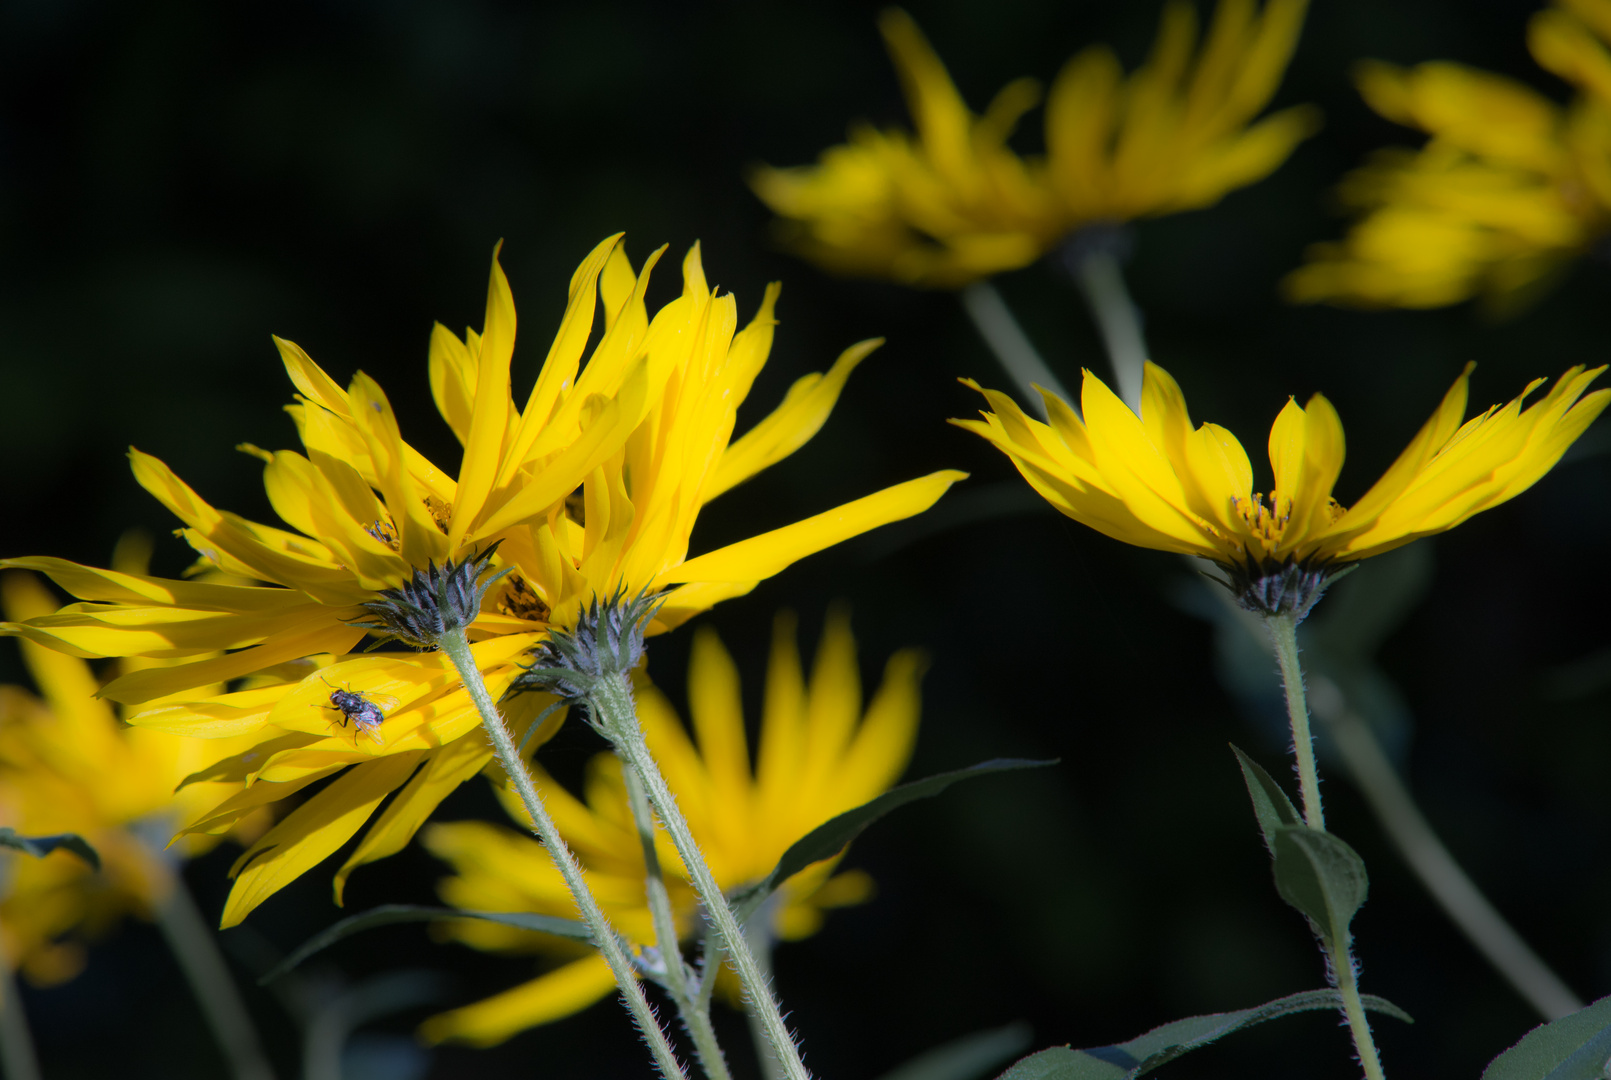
955, 361, 1608, 615
751, 2, 1317, 287
1286, 0, 1611, 309
0, 236, 964, 928
419, 609, 924, 1047
0, 566, 266, 985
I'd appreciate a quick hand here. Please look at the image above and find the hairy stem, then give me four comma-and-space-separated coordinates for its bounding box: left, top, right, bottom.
591, 673, 812, 1080
743, 902, 785, 1080
1264, 614, 1385, 1079
1069, 247, 1147, 414
1265, 613, 1325, 830
960, 281, 1072, 420
622, 765, 734, 1080
437, 629, 688, 1080
152, 867, 277, 1080
1314, 687, 1582, 1020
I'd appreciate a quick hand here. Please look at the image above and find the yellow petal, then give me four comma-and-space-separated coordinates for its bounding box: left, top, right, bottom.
660, 471, 967, 585
221, 752, 425, 927
418, 956, 618, 1047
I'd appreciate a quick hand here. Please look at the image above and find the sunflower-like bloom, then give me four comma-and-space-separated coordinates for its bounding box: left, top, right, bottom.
419, 609, 924, 1047
1286, 0, 1611, 309
751, 2, 1317, 287
956, 362, 1609, 616
0, 568, 267, 984
0, 236, 963, 927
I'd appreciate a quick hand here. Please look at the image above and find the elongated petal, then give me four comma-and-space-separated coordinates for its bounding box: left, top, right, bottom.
418, 957, 617, 1046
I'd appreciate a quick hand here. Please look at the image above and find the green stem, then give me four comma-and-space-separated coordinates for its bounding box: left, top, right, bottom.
742, 901, 785, 1080
1314, 686, 1583, 1020
1069, 248, 1147, 414
1265, 613, 1325, 831
1330, 941, 1387, 1080
1263, 614, 1385, 1079
591, 673, 812, 1080
960, 281, 1073, 420
0, 936, 40, 1080
622, 765, 734, 1080
152, 866, 277, 1080
437, 629, 688, 1080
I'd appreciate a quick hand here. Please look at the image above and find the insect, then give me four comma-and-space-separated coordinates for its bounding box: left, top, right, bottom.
321, 681, 399, 746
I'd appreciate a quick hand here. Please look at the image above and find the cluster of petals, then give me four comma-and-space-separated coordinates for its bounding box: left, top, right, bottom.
751, 0, 1317, 287
0, 566, 266, 983
1287, 0, 1611, 309
0, 236, 963, 926
955, 361, 1609, 572
420, 610, 923, 1046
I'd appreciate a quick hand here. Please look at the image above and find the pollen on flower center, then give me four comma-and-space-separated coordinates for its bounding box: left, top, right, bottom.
364, 518, 401, 551
496, 574, 551, 624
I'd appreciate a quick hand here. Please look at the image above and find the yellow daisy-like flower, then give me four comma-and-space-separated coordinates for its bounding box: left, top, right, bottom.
0, 236, 963, 928
419, 609, 924, 1047
955, 361, 1609, 615
751, 1, 1318, 287
1286, 0, 1611, 309
0, 567, 267, 985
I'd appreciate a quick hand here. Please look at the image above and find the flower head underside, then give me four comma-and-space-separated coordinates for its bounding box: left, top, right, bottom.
955, 361, 1608, 614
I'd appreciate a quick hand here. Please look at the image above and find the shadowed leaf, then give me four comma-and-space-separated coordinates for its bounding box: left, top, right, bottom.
1482, 993, 1611, 1079
0, 827, 100, 870
1272, 825, 1369, 949
996, 990, 1412, 1079
875, 1022, 1034, 1080
259, 904, 590, 984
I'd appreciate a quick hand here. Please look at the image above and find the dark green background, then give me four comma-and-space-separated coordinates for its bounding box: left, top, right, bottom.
1, 1, 1607, 1077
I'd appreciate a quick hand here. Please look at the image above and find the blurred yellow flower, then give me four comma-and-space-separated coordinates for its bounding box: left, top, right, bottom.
0, 567, 266, 985
1286, 0, 1611, 309
419, 609, 925, 1047
955, 361, 1608, 614
752, 1, 1317, 287
0, 237, 963, 928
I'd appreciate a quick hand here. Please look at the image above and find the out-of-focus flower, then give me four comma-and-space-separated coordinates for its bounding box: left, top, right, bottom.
0, 237, 963, 928
419, 609, 924, 1047
752, 1, 1317, 287
1287, 0, 1611, 309
0, 564, 266, 985
955, 361, 1608, 616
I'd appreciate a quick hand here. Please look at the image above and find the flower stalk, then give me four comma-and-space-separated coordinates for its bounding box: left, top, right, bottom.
1061, 228, 1147, 415
436, 626, 689, 1080
1264, 612, 1385, 1080
621, 764, 735, 1080
150, 861, 277, 1080
0, 936, 40, 1080
591, 671, 812, 1080
959, 281, 1072, 421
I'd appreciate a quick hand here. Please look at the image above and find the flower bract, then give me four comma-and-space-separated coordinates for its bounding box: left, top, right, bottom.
419, 609, 924, 1046
0, 236, 963, 927
955, 361, 1608, 614
751, 1, 1317, 287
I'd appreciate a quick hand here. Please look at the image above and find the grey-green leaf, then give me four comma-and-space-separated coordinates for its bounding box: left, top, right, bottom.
1271, 826, 1369, 949
0, 826, 101, 870
875, 1022, 1033, 1080
259, 904, 591, 984
995, 989, 1412, 1079
1482, 993, 1611, 1080
1231, 744, 1302, 857
732, 758, 1056, 914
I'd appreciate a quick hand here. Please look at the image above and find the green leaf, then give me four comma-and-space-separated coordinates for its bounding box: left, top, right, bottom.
259, 904, 591, 984
875, 1022, 1033, 1080
1271, 826, 1369, 949
1482, 993, 1611, 1080
0, 826, 101, 870
995, 989, 1412, 1079
1230, 745, 1302, 857
732, 758, 1056, 914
